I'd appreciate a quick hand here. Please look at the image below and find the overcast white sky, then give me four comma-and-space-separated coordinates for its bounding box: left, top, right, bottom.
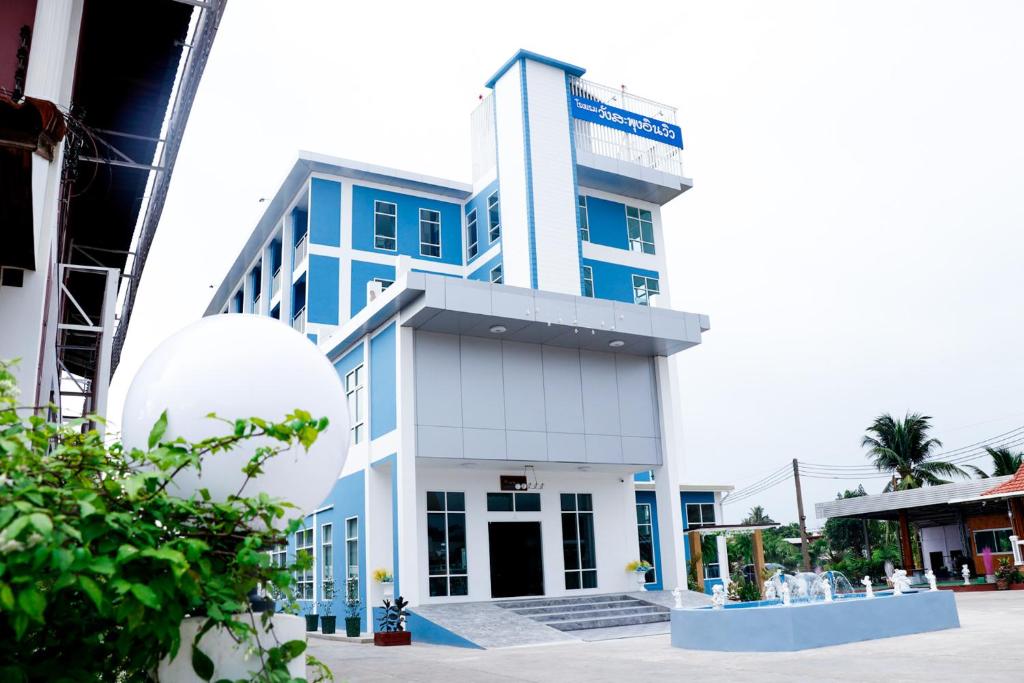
108, 0, 1024, 526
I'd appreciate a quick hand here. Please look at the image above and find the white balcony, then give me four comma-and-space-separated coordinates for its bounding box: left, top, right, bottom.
271, 268, 281, 297
294, 234, 308, 269
291, 307, 306, 334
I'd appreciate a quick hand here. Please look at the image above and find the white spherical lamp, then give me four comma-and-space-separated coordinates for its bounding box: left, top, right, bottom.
121, 315, 349, 520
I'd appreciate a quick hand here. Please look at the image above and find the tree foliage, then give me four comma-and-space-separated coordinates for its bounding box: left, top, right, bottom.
966, 447, 1023, 479
862, 412, 966, 491
0, 361, 332, 682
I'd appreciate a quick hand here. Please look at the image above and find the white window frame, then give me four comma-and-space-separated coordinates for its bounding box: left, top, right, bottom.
487, 191, 501, 242
578, 195, 590, 242
374, 200, 397, 251
345, 516, 359, 601
636, 503, 656, 584
426, 491, 468, 597
466, 208, 479, 259
686, 502, 716, 529
489, 264, 503, 284
321, 522, 334, 598
632, 274, 659, 306
419, 208, 442, 258
626, 205, 655, 254
295, 527, 315, 601
561, 493, 598, 590
345, 364, 366, 444
582, 265, 594, 298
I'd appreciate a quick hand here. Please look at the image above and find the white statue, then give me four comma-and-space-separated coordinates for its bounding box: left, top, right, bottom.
891, 569, 911, 596
764, 580, 777, 601
961, 564, 971, 586
671, 586, 684, 609
861, 576, 874, 599
780, 581, 791, 606
711, 584, 726, 609
822, 578, 833, 603
925, 569, 938, 592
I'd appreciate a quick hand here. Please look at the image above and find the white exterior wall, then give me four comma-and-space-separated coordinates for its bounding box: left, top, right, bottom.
523, 60, 581, 295
920, 524, 965, 572
492, 61, 532, 289
413, 465, 642, 605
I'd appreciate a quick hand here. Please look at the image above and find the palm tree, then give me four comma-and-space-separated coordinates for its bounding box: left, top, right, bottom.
966, 447, 1023, 479
743, 505, 777, 525
862, 412, 966, 491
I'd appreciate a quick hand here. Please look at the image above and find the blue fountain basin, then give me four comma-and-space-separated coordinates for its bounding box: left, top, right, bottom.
671, 590, 959, 652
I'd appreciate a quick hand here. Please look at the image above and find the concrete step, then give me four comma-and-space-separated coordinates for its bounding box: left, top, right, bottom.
531, 605, 668, 623
495, 594, 635, 610
545, 611, 671, 632
510, 598, 650, 616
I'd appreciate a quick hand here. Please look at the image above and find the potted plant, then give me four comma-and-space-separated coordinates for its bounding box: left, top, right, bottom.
995, 558, 1014, 591
374, 596, 411, 646
304, 605, 319, 632
982, 547, 996, 583
374, 568, 394, 587
626, 560, 654, 589
345, 598, 362, 637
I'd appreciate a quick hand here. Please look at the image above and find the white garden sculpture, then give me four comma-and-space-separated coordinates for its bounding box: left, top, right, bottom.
780, 581, 791, 606
962, 564, 971, 586
711, 584, 726, 609
925, 569, 938, 592
672, 587, 684, 609
822, 578, 833, 603
861, 576, 874, 599
891, 569, 912, 596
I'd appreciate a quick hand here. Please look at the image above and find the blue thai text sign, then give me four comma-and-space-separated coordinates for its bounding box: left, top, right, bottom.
570, 95, 683, 149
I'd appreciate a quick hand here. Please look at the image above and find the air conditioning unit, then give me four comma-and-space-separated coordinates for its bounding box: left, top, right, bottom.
366, 280, 384, 303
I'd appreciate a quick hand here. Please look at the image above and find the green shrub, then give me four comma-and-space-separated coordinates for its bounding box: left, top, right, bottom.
0, 361, 331, 681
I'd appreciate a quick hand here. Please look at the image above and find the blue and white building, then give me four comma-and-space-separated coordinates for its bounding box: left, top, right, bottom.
207, 51, 731, 633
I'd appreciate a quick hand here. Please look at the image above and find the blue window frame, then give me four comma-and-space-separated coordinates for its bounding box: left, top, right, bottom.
466, 209, 479, 259
487, 192, 501, 242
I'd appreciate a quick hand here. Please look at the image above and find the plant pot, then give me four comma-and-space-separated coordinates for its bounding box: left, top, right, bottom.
996, 579, 1010, 591
345, 616, 361, 637
320, 615, 336, 634
985, 574, 996, 584
374, 631, 411, 646
305, 614, 319, 632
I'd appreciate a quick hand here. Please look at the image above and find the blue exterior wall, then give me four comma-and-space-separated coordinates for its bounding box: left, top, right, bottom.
350, 260, 396, 317
310, 471, 367, 629
582, 258, 659, 304
583, 195, 629, 251
680, 491, 722, 594
351, 185, 463, 265
464, 179, 500, 263
308, 255, 340, 325
635, 490, 663, 590
370, 323, 397, 439
467, 252, 502, 282
310, 177, 342, 247
333, 343, 364, 380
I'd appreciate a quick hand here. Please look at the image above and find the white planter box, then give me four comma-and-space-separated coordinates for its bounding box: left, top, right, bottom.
157, 614, 305, 681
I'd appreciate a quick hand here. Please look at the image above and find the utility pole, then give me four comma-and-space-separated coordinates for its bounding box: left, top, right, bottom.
793, 458, 811, 571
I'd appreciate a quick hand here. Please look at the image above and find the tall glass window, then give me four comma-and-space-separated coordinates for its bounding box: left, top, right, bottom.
626, 206, 655, 254
345, 517, 359, 601
631, 274, 660, 306
295, 528, 314, 600
427, 491, 468, 597
345, 364, 365, 444
321, 522, 334, 597
419, 208, 441, 258
466, 209, 479, 259
487, 192, 501, 242
561, 493, 597, 590
636, 504, 656, 584
578, 196, 590, 241
374, 200, 397, 251
582, 265, 594, 298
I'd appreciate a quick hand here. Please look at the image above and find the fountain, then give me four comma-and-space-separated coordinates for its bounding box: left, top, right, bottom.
861, 576, 874, 599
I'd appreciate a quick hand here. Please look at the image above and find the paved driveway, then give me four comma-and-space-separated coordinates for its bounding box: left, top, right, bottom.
309, 591, 1024, 682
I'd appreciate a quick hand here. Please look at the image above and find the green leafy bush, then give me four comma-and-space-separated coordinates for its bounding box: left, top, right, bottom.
0, 361, 331, 682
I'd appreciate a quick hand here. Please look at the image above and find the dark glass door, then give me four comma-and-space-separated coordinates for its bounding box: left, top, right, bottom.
488, 522, 544, 598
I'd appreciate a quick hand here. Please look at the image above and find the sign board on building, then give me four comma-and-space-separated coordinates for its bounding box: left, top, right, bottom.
570, 95, 683, 149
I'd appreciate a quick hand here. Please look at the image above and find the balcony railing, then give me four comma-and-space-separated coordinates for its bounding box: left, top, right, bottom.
271, 268, 281, 297
569, 77, 683, 177
291, 307, 306, 333
294, 234, 308, 268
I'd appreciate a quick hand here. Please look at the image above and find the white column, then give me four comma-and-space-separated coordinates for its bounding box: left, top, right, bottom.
716, 535, 730, 586
24, 0, 81, 104
259, 246, 271, 315
394, 324, 420, 605
653, 354, 689, 591
280, 219, 294, 323
90, 267, 119, 430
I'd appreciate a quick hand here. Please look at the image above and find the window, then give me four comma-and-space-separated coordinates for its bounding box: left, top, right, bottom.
427, 491, 468, 597
269, 545, 287, 568
973, 528, 1013, 554
626, 206, 655, 254
466, 209, 479, 259
373, 277, 394, 290
561, 493, 597, 589
487, 192, 501, 242
374, 201, 397, 251
345, 517, 359, 601
686, 503, 716, 529
295, 528, 314, 600
632, 274, 660, 306
321, 523, 334, 598
636, 504, 656, 584
582, 265, 594, 298
345, 364, 366, 444
490, 264, 503, 284
578, 196, 589, 241
419, 208, 441, 258
486, 492, 541, 512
